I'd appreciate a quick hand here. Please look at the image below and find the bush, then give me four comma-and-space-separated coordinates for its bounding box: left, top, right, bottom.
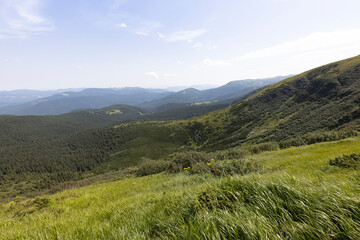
212, 149, 247, 160
337, 125, 359, 139
136, 160, 171, 176
279, 128, 359, 149
329, 153, 360, 169
189, 162, 211, 174
215, 159, 261, 176
169, 151, 210, 173
13, 196, 51, 217
122, 167, 138, 176
246, 142, 279, 154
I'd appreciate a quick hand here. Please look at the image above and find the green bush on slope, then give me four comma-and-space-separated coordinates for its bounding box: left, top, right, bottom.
329, 153, 360, 169
136, 160, 171, 176
169, 151, 210, 173
279, 127, 359, 149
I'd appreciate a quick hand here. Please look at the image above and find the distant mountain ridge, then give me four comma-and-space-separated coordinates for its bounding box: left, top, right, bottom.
0, 76, 290, 116
141, 76, 291, 109
0, 88, 172, 115
0, 88, 83, 108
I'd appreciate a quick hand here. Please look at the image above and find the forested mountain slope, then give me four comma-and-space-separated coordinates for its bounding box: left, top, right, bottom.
194, 55, 360, 148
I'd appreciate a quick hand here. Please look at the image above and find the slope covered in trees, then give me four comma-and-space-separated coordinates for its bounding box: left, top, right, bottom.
193, 55, 360, 149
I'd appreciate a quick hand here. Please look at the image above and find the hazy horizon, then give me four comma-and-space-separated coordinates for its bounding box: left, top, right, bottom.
1, 0, 360, 91
0, 75, 293, 92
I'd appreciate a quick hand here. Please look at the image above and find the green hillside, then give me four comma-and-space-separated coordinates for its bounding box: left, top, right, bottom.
2, 138, 360, 239
193, 55, 360, 149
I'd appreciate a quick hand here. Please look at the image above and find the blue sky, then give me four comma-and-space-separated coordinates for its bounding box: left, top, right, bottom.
1, 0, 360, 90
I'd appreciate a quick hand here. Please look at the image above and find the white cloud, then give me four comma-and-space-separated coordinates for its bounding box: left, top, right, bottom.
161, 73, 176, 78
0, 0, 54, 39
146, 72, 160, 79
157, 32, 164, 39
135, 31, 148, 36
192, 28, 360, 83
200, 28, 360, 73
113, 19, 161, 37
239, 28, 360, 61
146, 72, 176, 79
115, 22, 127, 28
165, 29, 207, 42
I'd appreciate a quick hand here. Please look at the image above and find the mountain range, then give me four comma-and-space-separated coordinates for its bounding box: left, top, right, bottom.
0, 88, 83, 108
0, 76, 290, 116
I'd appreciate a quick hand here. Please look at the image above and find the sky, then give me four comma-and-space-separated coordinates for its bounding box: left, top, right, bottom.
1, 0, 360, 90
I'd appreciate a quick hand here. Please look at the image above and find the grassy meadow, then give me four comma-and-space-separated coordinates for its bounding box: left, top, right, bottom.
1, 137, 360, 239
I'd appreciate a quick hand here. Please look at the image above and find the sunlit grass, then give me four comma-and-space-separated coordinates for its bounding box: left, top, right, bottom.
1, 137, 360, 239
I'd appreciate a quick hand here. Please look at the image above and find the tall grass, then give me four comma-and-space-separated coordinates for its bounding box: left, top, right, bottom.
1, 138, 360, 239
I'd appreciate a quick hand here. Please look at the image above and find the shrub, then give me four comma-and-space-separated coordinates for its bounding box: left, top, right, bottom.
279, 128, 359, 149
215, 159, 261, 176
212, 149, 247, 160
246, 142, 279, 154
329, 153, 360, 169
337, 125, 359, 139
123, 167, 138, 176
14, 196, 51, 217
169, 151, 210, 173
189, 162, 211, 174
136, 160, 171, 176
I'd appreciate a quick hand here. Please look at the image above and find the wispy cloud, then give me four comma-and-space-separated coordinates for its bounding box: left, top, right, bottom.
0, 0, 54, 39
157, 32, 165, 39
109, 0, 128, 13
146, 72, 176, 79
161, 73, 176, 77
164, 29, 207, 42
114, 22, 127, 28
107, 0, 161, 37
201, 28, 360, 68
113, 18, 161, 37
107, 1, 206, 45
239, 28, 360, 60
